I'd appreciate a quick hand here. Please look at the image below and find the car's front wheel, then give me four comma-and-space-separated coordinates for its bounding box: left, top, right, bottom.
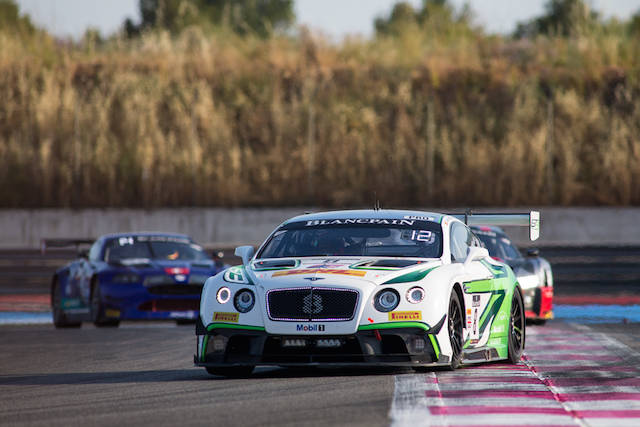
508, 288, 525, 363
52, 278, 81, 329
90, 279, 119, 328
447, 290, 464, 370
205, 366, 254, 378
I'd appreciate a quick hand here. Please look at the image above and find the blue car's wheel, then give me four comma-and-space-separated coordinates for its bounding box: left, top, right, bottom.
52, 277, 81, 329
91, 279, 119, 328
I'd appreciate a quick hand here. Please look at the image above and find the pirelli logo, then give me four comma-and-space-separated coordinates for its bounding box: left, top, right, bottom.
213, 312, 239, 322
388, 311, 422, 321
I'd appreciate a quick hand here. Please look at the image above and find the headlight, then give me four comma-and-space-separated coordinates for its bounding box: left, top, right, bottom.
234, 289, 255, 313
406, 287, 425, 304
112, 274, 141, 284
216, 286, 231, 304
374, 289, 400, 312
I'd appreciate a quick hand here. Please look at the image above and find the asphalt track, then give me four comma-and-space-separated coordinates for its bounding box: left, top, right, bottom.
1, 321, 640, 427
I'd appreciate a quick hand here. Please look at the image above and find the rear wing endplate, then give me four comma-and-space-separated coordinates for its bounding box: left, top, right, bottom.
41, 238, 95, 255
450, 211, 540, 241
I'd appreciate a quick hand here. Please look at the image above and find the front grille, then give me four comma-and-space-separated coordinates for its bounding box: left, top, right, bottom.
266, 287, 359, 321
147, 284, 203, 295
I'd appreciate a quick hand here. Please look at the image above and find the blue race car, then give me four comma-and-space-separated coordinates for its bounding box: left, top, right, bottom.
49, 233, 221, 328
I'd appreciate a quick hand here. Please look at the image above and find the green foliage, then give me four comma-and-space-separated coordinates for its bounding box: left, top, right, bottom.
514, 0, 600, 38
374, 0, 474, 39
0, 0, 35, 36
630, 12, 640, 37
127, 0, 294, 37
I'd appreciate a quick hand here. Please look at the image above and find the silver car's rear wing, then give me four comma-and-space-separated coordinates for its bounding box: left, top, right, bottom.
41, 238, 95, 255
450, 211, 540, 241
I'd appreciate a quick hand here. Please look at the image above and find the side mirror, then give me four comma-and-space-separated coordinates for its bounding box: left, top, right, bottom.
234, 246, 255, 266
527, 248, 540, 257
464, 246, 489, 267
77, 248, 89, 259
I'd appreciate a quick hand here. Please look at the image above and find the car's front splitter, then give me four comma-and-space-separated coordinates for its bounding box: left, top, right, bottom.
195, 318, 449, 368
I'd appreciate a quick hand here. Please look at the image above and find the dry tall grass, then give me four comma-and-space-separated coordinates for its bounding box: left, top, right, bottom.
0, 28, 639, 208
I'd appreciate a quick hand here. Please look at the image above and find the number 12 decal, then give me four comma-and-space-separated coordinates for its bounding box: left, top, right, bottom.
411, 230, 433, 242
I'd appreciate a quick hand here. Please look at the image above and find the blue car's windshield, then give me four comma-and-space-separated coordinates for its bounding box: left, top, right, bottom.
104, 236, 209, 262
258, 220, 442, 259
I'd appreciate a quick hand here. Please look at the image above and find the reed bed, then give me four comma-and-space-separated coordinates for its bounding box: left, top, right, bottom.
0, 28, 638, 208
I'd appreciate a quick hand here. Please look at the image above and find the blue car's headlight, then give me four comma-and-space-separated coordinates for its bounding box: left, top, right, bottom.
112, 274, 141, 284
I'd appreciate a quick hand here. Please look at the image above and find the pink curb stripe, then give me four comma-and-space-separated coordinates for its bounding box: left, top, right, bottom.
429, 406, 568, 416
530, 354, 622, 361
532, 365, 636, 372
527, 345, 605, 351
574, 409, 640, 418
548, 377, 640, 387
434, 425, 578, 427
426, 389, 556, 400
557, 392, 640, 402
436, 376, 542, 384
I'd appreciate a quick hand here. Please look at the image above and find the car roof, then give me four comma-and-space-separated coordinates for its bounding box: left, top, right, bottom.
282, 209, 445, 225
99, 232, 192, 240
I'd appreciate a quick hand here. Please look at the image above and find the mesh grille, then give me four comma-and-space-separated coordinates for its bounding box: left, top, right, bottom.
267, 287, 358, 321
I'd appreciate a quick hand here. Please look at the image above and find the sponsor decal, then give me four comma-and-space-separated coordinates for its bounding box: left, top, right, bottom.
105, 309, 121, 318
466, 308, 472, 328
403, 215, 435, 221
296, 324, 325, 332
388, 311, 422, 321
472, 295, 481, 307
213, 312, 239, 322
304, 219, 415, 226
61, 298, 82, 309
272, 269, 366, 277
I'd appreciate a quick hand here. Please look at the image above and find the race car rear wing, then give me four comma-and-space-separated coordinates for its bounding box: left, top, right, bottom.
450, 211, 540, 241
41, 238, 95, 255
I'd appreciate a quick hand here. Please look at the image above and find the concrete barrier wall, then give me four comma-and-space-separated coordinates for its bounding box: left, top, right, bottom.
0, 207, 638, 249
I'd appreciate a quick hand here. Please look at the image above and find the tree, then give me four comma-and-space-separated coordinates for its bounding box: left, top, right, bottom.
514, 0, 599, 38
126, 0, 294, 37
374, 0, 473, 38
0, 0, 35, 36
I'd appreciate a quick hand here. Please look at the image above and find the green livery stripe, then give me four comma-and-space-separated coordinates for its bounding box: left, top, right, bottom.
429, 335, 440, 359
479, 290, 506, 334
358, 321, 432, 332
201, 336, 208, 361
206, 323, 266, 332
480, 260, 508, 278
382, 267, 438, 284
463, 279, 493, 293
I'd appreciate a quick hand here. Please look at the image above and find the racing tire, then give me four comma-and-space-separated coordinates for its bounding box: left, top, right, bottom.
52, 278, 81, 329
447, 290, 464, 370
205, 366, 254, 378
508, 288, 526, 364
90, 279, 120, 328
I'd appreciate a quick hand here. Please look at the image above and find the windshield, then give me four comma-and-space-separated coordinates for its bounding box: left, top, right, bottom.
258, 220, 442, 259
104, 236, 209, 262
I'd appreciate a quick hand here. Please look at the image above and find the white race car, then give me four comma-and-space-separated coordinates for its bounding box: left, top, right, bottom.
195, 209, 540, 376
